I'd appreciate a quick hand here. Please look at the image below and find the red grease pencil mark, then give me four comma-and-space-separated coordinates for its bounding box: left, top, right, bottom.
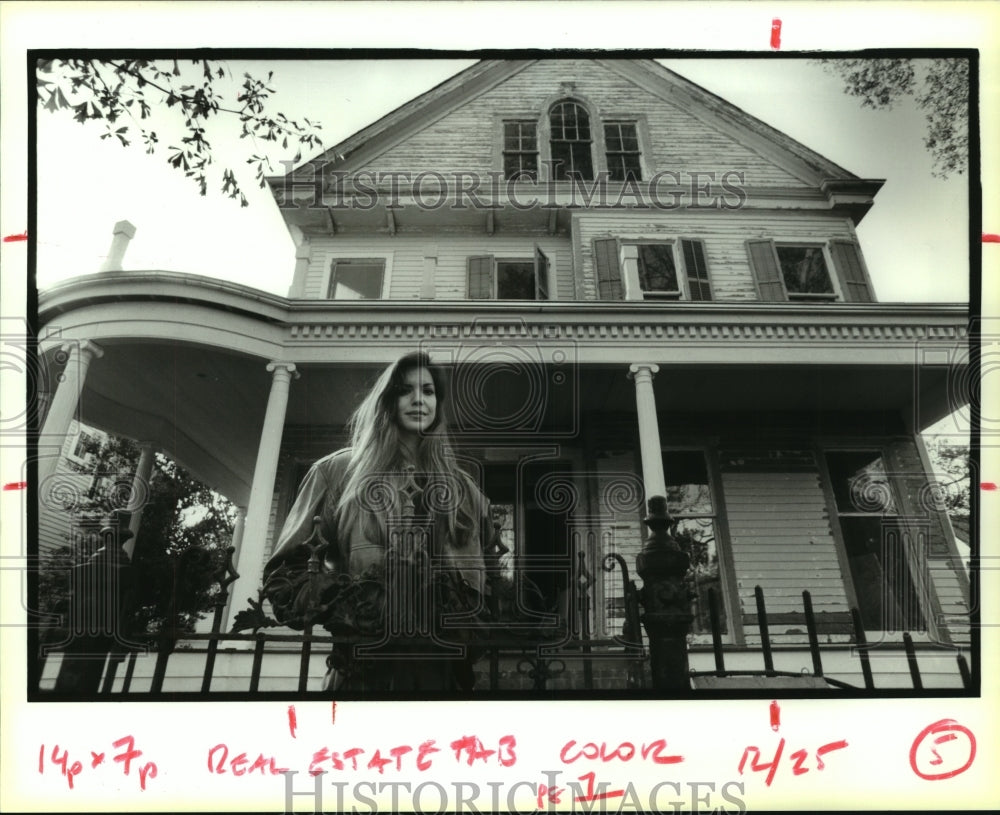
909, 719, 976, 780
332, 701, 337, 725
769, 700, 781, 731
287, 705, 298, 738
770, 19, 782, 50
3, 231, 28, 243
981, 482, 997, 491
3, 481, 28, 491
983, 233, 1000, 243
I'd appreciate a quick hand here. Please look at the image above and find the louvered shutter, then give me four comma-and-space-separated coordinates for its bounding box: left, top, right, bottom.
593, 238, 623, 300
681, 238, 712, 301
534, 245, 551, 300
467, 255, 494, 299
829, 240, 874, 303
746, 239, 786, 301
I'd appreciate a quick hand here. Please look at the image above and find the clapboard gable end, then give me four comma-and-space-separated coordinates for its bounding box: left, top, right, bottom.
280, 58, 868, 191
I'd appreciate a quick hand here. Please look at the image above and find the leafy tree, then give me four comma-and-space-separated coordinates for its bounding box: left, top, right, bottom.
36, 58, 322, 206
925, 436, 971, 516
816, 58, 969, 178
40, 430, 236, 639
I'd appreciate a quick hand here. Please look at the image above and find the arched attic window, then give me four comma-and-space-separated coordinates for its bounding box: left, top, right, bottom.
549, 100, 594, 181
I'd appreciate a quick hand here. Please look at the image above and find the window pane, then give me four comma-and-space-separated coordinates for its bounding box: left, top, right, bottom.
676, 517, 727, 635
605, 122, 638, 150
608, 155, 641, 182
638, 244, 679, 293
605, 122, 641, 180
776, 246, 834, 294
489, 502, 516, 579
570, 143, 594, 180
663, 450, 713, 515
826, 451, 897, 514
604, 123, 624, 151
550, 101, 593, 180
839, 516, 925, 631
503, 121, 538, 181
551, 142, 571, 180
496, 261, 536, 299
330, 261, 384, 299
504, 154, 537, 181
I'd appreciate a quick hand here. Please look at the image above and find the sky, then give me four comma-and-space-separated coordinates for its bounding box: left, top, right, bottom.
34, 56, 971, 303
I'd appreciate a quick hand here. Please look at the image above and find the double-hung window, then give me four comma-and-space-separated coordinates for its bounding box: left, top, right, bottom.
776, 245, 836, 300
663, 449, 728, 635
635, 243, 681, 298
328, 258, 386, 300
746, 239, 875, 302
467, 247, 551, 300
502, 120, 539, 181
593, 237, 713, 301
604, 121, 642, 181
825, 450, 925, 633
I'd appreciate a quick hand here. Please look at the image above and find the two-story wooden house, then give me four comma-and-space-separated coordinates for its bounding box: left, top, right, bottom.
36, 58, 972, 693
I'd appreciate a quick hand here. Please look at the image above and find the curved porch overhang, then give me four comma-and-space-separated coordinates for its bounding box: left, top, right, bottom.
38, 272, 970, 502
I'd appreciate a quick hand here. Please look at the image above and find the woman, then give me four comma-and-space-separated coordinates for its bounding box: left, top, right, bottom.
263, 352, 497, 692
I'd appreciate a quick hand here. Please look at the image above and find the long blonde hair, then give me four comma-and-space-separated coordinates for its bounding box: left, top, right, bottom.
335, 352, 473, 547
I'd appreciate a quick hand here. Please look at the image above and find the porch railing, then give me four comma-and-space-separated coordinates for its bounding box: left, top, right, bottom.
36, 537, 972, 695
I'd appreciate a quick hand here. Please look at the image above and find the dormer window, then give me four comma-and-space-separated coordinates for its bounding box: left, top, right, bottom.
549, 100, 594, 181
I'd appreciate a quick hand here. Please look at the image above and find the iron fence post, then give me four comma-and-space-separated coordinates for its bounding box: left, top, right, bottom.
635, 495, 693, 692
53, 519, 135, 694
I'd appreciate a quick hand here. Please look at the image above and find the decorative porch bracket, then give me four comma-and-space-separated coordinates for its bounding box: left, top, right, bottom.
635, 495, 694, 692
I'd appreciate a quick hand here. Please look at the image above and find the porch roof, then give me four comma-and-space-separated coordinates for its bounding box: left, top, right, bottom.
40, 270, 968, 367
37, 272, 970, 503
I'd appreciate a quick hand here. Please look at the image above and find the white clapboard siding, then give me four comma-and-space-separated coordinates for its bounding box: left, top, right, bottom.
305, 233, 573, 301
722, 470, 851, 626
928, 565, 972, 645
359, 60, 810, 188
575, 210, 857, 301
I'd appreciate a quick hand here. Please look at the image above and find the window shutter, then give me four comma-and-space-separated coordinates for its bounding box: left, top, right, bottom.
467, 256, 494, 299
593, 238, 623, 300
534, 245, 551, 300
681, 238, 712, 301
746, 239, 786, 301
829, 240, 874, 303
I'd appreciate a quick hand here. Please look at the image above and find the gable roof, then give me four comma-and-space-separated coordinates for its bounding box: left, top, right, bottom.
279, 57, 866, 188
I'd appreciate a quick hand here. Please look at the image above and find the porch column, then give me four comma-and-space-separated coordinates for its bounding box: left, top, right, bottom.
628, 362, 693, 691
226, 362, 298, 626
620, 244, 643, 301
628, 363, 666, 499
39, 341, 104, 487
218, 506, 248, 629
124, 442, 156, 559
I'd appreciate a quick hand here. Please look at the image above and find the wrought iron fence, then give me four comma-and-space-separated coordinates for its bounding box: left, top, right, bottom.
36, 534, 972, 695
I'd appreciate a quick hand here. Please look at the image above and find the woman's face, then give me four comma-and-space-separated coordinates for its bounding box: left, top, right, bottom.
395, 366, 437, 437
